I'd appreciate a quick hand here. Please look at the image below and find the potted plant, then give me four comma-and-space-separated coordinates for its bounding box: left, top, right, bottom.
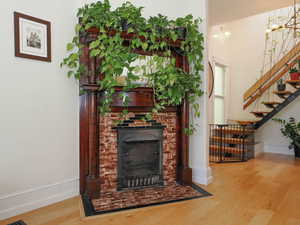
277, 79, 286, 91
289, 67, 300, 80
289, 60, 300, 80
273, 117, 300, 158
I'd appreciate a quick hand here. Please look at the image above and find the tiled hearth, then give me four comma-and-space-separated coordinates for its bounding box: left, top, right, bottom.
90, 184, 209, 214
81, 113, 211, 216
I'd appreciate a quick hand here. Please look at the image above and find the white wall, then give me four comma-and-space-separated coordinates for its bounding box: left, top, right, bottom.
0, 0, 79, 220
210, 13, 268, 121
0, 0, 210, 220
209, 7, 300, 155
209, 0, 292, 26
255, 98, 300, 156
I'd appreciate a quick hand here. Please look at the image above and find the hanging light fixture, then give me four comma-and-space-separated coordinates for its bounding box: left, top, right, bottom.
212, 26, 231, 39
267, 0, 300, 37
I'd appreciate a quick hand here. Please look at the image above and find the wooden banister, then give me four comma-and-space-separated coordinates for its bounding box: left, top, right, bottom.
244, 42, 300, 102
243, 55, 300, 109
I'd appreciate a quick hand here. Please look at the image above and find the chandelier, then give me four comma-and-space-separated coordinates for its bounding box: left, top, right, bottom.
267, 0, 300, 37
212, 26, 231, 40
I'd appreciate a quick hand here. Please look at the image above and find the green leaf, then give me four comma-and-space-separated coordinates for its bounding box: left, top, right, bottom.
89, 40, 100, 49
141, 42, 148, 51
170, 33, 177, 42
85, 23, 93, 30
67, 43, 74, 51
75, 24, 81, 33
90, 49, 100, 57
127, 27, 134, 33
68, 71, 74, 78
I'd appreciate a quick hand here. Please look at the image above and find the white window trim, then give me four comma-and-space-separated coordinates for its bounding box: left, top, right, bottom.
212, 57, 230, 124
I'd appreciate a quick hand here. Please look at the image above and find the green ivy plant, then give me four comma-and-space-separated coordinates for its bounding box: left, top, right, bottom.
61, 0, 204, 134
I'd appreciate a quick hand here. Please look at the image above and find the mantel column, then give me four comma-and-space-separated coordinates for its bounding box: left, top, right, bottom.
80, 91, 101, 198
177, 55, 193, 185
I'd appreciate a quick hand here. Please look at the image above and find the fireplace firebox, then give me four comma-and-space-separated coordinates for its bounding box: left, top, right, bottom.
115, 116, 165, 190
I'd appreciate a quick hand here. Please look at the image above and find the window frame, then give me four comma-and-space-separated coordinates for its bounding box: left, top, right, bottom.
212, 59, 229, 124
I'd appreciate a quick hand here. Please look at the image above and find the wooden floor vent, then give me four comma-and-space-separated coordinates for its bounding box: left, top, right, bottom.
7, 220, 27, 225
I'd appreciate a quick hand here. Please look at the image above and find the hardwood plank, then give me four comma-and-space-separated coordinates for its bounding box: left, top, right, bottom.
2, 153, 300, 225
247, 209, 273, 225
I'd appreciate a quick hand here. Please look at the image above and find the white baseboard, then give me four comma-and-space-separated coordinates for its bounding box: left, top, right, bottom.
192, 167, 213, 185
264, 144, 294, 155
0, 178, 79, 220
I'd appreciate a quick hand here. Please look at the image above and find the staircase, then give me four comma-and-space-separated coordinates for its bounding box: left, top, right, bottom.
243, 42, 300, 129
209, 42, 300, 163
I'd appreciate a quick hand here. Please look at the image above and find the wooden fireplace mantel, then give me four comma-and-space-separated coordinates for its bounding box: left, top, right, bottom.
79, 29, 192, 198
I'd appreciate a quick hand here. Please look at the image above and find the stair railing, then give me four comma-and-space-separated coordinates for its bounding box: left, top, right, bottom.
243, 42, 300, 110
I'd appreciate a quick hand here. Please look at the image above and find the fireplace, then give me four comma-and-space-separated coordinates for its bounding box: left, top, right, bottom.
115, 116, 165, 190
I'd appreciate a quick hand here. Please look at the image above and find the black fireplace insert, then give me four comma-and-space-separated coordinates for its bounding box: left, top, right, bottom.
114, 115, 165, 190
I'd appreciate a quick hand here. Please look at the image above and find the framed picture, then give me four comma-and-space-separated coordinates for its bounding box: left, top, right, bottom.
14, 12, 51, 62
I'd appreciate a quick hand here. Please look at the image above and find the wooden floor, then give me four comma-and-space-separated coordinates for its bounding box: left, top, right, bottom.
2, 153, 300, 225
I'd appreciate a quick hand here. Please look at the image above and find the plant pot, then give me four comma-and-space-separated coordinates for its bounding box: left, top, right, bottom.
290, 72, 300, 80
277, 83, 286, 91
295, 145, 300, 158
174, 27, 187, 39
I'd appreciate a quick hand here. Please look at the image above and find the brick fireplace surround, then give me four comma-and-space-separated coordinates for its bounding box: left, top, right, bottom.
99, 112, 177, 193
82, 110, 211, 215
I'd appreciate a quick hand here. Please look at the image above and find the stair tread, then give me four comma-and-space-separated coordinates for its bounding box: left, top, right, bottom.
211, 136, 252, 144
251, 111, 270, 118
262, 101, 281, 109
286, 80, 300, 83
251, 111, 270, 114
210, 145, 245, 152
286, 80, 300, 89
273, 91, 292, 95
262, 101, 281, 104
235, 120, 258, 125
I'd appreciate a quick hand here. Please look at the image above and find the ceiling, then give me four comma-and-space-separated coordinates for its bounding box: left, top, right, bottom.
209, 0, 294, 26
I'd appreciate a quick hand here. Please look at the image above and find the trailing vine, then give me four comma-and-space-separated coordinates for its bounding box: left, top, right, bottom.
61, 0, 204, 134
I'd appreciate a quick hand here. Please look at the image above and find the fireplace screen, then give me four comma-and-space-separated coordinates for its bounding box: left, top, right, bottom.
117, 128, 164, 190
